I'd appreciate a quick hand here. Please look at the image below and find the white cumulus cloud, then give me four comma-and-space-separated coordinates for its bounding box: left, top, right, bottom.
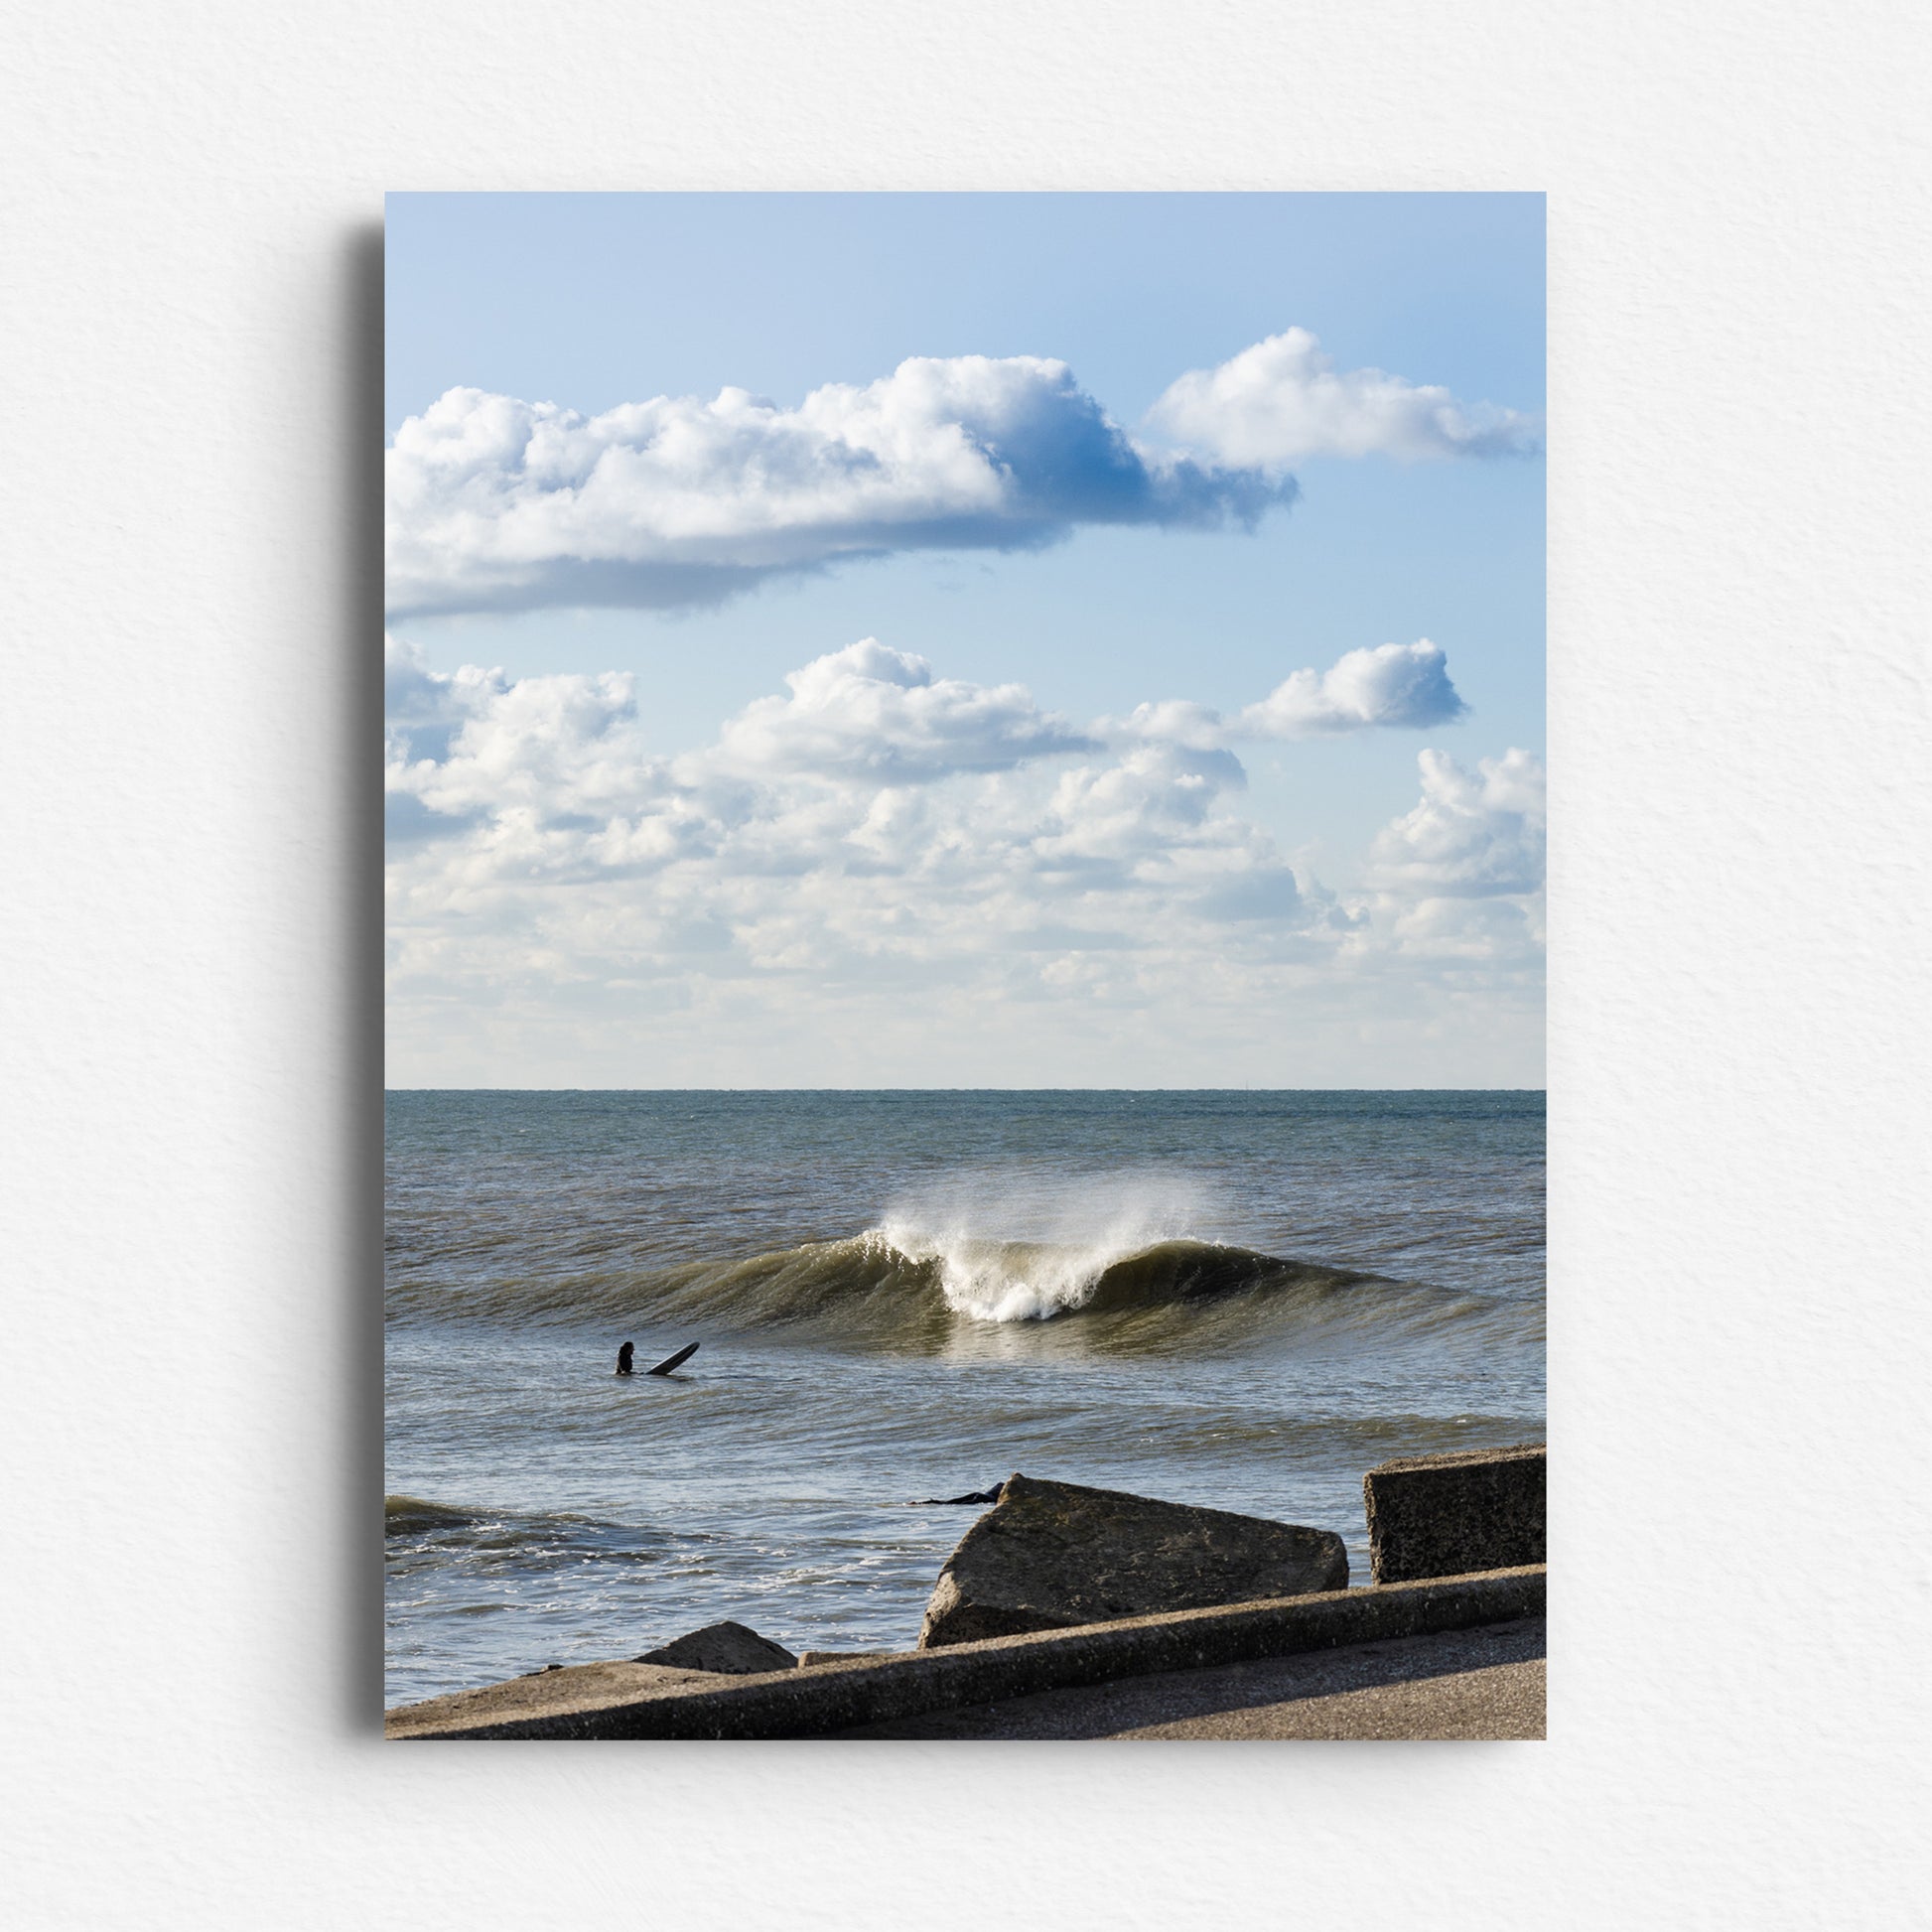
385, 332, 1540, 619
1368, 747, 1546, 897
1108, 639, 1467, 747
384, 635, 660, 835
386, 358, 1286, 617
384, 635, 1543, 1083
1238, 638, 1468, 737
1145, 328, 1543, 467
703, 638, 1096, 782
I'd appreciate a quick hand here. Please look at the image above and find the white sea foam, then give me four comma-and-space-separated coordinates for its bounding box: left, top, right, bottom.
871, 1172, 1219, 1321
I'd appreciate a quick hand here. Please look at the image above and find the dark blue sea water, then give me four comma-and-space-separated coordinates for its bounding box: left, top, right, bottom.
384, 1090, 1545, 1707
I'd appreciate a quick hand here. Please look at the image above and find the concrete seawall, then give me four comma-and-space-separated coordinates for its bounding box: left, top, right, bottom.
386, 1564, 1546, 1740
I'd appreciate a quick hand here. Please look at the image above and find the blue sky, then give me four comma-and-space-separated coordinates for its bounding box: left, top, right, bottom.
384, 194, 1545, 1086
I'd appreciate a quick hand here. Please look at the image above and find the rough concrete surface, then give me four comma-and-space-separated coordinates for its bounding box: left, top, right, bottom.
385, 1658, 723, 1734
386, 1566, 1543, 1739
839, 1617, 1546, 1739
634, 1620, 798, 1673
1365, 1444, 1546, 1584
920, 1471, 1349, 1647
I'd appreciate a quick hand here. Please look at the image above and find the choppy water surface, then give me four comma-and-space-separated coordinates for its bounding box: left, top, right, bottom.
385, 1090, 1544, 1706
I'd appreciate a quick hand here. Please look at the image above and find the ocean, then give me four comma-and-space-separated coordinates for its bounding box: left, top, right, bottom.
383, 1089, 1545, 1708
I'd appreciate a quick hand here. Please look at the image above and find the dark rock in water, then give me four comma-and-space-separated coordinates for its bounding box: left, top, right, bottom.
1363, 1444, 1546, 1584
633, 1619, 798, 1674
917, 1472, 1349, 1649
917, 1486, 1004, 1505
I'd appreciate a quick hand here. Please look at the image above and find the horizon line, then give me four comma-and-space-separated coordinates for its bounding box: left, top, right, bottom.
382, 1083, 1548, 1095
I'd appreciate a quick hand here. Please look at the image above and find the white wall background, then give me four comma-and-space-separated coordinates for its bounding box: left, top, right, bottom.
3, 2, 1926, 1924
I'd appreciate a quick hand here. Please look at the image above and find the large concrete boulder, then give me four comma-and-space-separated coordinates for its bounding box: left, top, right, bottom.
918, 1473, 1348, 1648
1363, 1444, 1546, 1583
633, 1619, 798, 1674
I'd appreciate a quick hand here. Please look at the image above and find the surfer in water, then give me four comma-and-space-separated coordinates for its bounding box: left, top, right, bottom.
616, 1340, 700, 1377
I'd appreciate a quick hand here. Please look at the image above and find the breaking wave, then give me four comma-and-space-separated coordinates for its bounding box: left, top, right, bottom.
872, 1224, 1336, 1322
384, 1220, 1524, 1354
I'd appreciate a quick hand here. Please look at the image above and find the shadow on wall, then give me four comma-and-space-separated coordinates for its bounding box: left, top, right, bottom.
338, 220, 385, 1738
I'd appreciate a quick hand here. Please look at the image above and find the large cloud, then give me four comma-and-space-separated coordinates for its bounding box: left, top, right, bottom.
385, 636, 1544, 1081
385, 634, 1267, 900
386, 358, 1288, 617
1145, 328, 1543, 467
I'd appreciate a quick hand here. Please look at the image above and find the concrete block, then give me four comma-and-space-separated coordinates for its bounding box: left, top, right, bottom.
920, 1472, 1348, 1647
1364, 1444, 1545, 1583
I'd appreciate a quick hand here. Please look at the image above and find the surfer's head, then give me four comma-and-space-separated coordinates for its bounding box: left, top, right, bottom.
616, 1342, 634, 1376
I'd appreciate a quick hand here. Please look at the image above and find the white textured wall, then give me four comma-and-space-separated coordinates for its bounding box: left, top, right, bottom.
3, 3, 1926, 1925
